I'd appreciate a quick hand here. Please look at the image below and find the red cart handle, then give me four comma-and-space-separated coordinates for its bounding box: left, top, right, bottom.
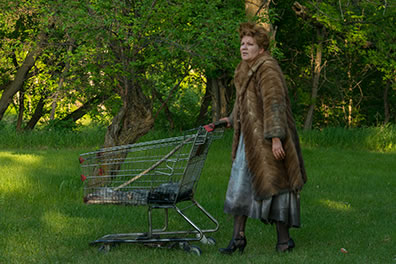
203, 120, 227, 132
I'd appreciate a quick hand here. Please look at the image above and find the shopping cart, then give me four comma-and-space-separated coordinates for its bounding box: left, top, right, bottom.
79, 122, 226, 255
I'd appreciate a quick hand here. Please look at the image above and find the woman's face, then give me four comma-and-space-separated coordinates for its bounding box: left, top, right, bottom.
240, 36, 264, 64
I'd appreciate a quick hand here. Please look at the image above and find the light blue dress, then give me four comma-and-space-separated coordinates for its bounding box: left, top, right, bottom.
224, 134, 301, 227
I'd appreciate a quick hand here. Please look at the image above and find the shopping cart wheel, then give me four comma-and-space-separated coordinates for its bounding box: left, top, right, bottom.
98, 242, 118, 253
189, 245, 202, 256
197, 234, 216, 245
206, 237, 216, 245
181, 242, 202, 256
98, 244, 111, 253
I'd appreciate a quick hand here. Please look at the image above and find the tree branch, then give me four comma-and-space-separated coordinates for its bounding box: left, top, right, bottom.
152, 63, 191, 122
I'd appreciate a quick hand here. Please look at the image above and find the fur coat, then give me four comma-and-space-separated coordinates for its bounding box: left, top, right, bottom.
230, 52, 307, 199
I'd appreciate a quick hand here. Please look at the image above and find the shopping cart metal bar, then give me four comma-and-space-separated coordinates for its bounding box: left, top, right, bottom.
80, 122, 226, 255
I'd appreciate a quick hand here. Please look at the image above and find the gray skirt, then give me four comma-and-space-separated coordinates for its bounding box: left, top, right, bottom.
224, 135, 301, 228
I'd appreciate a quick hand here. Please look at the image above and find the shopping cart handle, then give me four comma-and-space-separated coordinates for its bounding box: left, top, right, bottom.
203, 120, 228, 132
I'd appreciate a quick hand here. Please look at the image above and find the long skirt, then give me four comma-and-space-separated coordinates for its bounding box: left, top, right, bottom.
223, 135, 301, 227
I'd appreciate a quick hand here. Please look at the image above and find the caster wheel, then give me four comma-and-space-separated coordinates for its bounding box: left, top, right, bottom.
197, 234, 216, 245
181, 242, 202, 256
98, 243, 111, 253
98, 243, 118, 253
206, 237, 216, 245
188, 245, 202, 256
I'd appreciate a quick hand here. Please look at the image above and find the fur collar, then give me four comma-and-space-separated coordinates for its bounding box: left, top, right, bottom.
234, 52, 270, 90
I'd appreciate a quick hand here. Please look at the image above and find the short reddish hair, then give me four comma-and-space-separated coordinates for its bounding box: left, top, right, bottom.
239, 22, 270, 50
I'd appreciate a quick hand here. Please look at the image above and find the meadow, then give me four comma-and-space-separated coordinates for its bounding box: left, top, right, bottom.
0, 125, 395, 263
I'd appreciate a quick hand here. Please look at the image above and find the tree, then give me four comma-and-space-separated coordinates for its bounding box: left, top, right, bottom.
0, 0, 71, 129
0, 0, 49, 121
245, 0, 274, 34
54, 0, 245, 146
276, 1, 395, 128
0, 0, 393, 133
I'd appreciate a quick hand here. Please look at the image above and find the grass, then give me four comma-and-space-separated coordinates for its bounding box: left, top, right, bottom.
0, 124, 106, 149
299, 125, 396, 152
0, 127, 395, 263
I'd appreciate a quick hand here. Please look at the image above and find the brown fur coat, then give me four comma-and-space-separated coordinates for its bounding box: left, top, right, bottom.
230, 52, 307, 199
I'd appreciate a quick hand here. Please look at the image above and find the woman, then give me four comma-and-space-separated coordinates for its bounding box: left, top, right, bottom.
219, 22, 307, 254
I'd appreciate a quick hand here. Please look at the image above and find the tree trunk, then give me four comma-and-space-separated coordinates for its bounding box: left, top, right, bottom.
347, 65, 353, 127
209, 77, 220, 121
245, 0, 273, 32
51, 44, 73, 120
218, 79, 228, 119
50, 91, 59, 121
384, 80, 390, 124
50, 78, 64, 121
103, 80, 153, 148
24, 96, 47, 130
207, 76, 230, 122
304, 28, 323, 131
0, 82, 9, 92
61, 96, 104, 123
348, 97, 353, 126
195, 84, 212, 126
152, 88, 175, 129
0, 48, 42, 120
96, 81, 154, 187
16, 89, 25, 131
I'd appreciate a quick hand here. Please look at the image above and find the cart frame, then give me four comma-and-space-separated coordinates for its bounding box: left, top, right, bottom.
79, 125, 224, 254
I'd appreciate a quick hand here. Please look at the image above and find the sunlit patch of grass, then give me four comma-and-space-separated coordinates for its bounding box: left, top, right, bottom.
319, 199, 352, 211
42, 210, 82, 235
299, 125, 396, 152
0, 152, 42, 193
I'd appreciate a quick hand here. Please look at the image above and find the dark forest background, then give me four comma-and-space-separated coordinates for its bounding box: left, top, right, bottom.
0, 0, 394, 146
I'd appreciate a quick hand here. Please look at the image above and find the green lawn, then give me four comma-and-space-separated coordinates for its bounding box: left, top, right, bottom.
0, 133, 395, 263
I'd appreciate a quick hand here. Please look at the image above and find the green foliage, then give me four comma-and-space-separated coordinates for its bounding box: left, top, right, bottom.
49, 0, 245, 130
0, 0, 394, 133
44, 119, 78, 131
0, 0, 243, 131
274, 0, 395, 128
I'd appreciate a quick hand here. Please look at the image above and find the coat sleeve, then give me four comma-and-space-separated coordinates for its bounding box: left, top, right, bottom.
228, 96, 238, 128
257, 63, 287, 140
228, 108, 234, 128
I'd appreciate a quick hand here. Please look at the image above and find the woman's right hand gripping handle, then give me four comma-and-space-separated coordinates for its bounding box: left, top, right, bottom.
203, 118, 229, 132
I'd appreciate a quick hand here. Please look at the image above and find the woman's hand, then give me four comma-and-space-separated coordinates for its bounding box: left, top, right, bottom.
219, 117, 231, 128
272, 137, 285, 160
203, 118, 230, 132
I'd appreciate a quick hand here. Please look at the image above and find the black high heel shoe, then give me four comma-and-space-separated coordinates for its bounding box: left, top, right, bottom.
276, 238, 295, 252
219, 236, 247, 255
